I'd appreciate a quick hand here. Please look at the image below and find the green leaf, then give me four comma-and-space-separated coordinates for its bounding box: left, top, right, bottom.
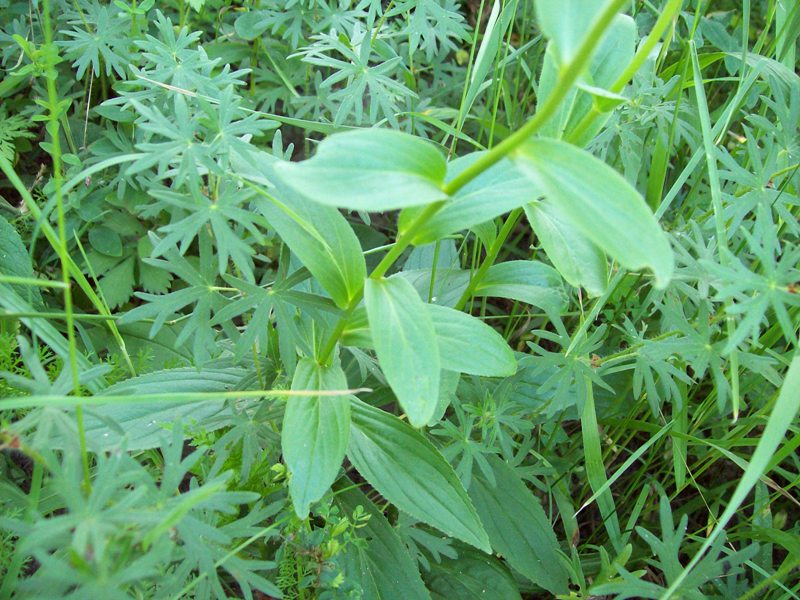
364, 276, 440, 427
534, 0, 606, 64
63, 367, 248, 451
348, 399, 490, 552
0, 283, 95, 385
426, 545, 521, 600
468, 456, 569, 595
274, 129, 447, 211
256, 185, 366, 310
234, 11, 271, 40
664, 354, 800, 595
283, 358, 351, 517
461, 0, 516, 117
525, 200, 608, 296
335, 480, 431, 600
404, 156, 540, 245
89, 225, 123, 257
538, 14, 636, 143
138, 237, 173, 294
233, 146, 366, 310
427, 304, 516, 377
473, 260, 567, 315
428, 369, 460, 427
0, 213, 42, 309
99, 256, 136, 309
514, 139, 673, 287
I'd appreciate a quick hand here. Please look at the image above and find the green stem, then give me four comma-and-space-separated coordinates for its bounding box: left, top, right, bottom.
690, 41, 741, 421
42, 0, 91, 494
460, 0, 681, 316
565, 0, 683, 145
317, 201, 446, 364
454, 207, 522, 311
317, 0, 630, 364
0, 156, 136, 375
442, 0, 630, 196
0, 311, 117, 321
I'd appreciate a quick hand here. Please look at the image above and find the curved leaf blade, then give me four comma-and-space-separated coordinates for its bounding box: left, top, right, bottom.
514, 139, 674, 287
68, 367, 247, 451
335, 480, 431, 600
474, 260, 567, 315
365, 276, 440, 427
525, 200, 608, 296
233, 146, 366, 310
426, 545, 521, 600
348, 399, 490, 552
428, 304, 516, 377
275, 129, 447, 211
283, 358, 351, 517
405, 156, 541, 245
469, 456, 569, 595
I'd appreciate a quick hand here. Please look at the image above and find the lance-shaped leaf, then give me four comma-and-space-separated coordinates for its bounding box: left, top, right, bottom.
255, 184, 366, 310
335, 480, 431, 600
525, 200, 608, 296
534, 0, 606, 65
283, 358, 351, 517
364, 276, 440, 427
427, 304, 516, 377
403, 156, 541, 245
513, 139, 674, 287
274, 129, 447, 211
348, 399, 490, 552
232, 146, 366, 310
426, 545, 521, 600
473, 260, 567, 315
0, 213, 43, 309
469, 456, 569, 595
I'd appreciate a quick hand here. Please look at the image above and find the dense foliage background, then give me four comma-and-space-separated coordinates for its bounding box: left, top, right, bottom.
0, 0, 798, 597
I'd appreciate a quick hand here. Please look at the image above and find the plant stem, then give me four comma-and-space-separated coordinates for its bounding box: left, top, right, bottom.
42, 0, 91, 494
566, 0, 683, 145
442, 0, 629, 197
454, 207, 522, 311
317, 0, 630, 364
690, 41, 741, 421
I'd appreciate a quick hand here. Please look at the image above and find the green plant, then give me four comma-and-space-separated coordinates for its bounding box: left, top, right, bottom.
1, 0, 799, 598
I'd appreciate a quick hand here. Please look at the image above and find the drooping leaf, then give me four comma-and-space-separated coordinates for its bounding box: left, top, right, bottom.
538, 14, 636, 143
283, 358, 351, 517
274, 129, 447, 211
427, 304, 516, 377
514, 139, 674, 287
232, 146, 366, 310
0, 213, 43, 309
62, 367, 248, 451
364, 276, 440, 427
335, 480, 431, 600
255, 184, 366, 310
348, 399, 490, 552
473, 260, 567, 315
426, 544, 521, 600
468, 456, 569, 595
533, 0, 606, 64
404, 156, 541, 245
525, 200, 608, 296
